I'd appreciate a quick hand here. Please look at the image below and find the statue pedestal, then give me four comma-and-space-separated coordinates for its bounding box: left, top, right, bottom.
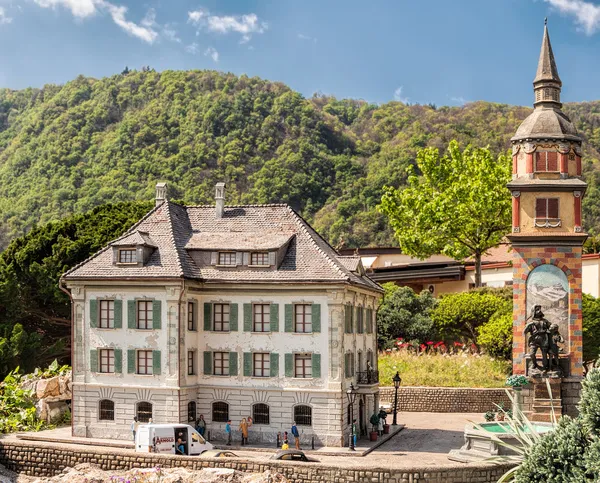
529, 378, 562, 422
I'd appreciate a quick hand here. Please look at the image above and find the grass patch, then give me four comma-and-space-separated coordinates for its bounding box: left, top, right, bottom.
378, 350, 511, 388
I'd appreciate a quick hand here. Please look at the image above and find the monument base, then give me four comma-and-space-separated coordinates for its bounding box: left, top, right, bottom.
518, 376, 582, 420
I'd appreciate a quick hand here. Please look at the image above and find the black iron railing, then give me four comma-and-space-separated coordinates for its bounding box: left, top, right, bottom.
356, 370, 379, 385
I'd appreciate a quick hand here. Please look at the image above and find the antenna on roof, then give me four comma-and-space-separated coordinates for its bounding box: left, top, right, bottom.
544, 17, 547, 26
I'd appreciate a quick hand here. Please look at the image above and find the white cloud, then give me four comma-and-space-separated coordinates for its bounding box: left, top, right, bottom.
544, 0, 600, 35
298, 33, 317, 43
32, 0, 158, 43
185, 42, 200, 54
393, 86, 410, 103
204, 46, 219, 62
451, 96, 469, 105
162, 25, 181, 43
188, 9, 267, 43
0, 7, 12, 24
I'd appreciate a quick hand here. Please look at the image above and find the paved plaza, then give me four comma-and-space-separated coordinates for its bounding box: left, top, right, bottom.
8, 412, 481, 469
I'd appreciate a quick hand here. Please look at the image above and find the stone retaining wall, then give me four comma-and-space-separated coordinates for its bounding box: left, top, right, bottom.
0, 439, 515, 483
379, 386, 511, 413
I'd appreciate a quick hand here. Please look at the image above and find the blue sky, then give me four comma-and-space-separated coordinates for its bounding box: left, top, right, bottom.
1, 0, 600, 107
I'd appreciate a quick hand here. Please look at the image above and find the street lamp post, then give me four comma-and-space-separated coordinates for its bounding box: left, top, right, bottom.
346, 383, 357, 451
392, 371, 402, 426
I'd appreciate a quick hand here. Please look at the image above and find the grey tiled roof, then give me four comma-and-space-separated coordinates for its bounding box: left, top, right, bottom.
112, 231, 157, 247
338, 256, 362, 272
63, 202, 382, 292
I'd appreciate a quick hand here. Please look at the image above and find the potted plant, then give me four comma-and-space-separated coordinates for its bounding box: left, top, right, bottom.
484, 410, 495, 422
369, 412, 379, 442
506, 374, 529, 420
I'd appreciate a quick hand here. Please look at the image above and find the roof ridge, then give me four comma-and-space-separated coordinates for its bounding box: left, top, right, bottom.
185, 203, 291, 209
62, 202, 164, 279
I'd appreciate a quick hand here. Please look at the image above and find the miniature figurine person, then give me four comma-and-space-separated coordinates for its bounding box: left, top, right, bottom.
523, 305, 551, 372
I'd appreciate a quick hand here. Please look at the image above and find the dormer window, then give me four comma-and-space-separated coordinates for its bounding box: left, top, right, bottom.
250, 252, 269, 266
118, 249, 137, 264
218, 252, 236, 266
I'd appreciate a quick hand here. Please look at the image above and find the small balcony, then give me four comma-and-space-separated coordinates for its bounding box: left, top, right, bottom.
356, 370, 379, 386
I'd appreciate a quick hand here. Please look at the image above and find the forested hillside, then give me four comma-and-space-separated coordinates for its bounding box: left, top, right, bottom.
2, 69, 600, 250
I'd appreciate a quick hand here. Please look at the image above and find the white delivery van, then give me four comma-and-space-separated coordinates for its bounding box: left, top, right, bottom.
135, 424, 213, 455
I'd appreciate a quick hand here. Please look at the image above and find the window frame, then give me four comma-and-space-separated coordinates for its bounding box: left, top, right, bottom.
294, 353, 312, 379
252, 403, 270, 425
535, 151, 559, 173
253, 352, 270, 378
99, 348, 115, 374
188, 401, 197, 422
137, 300, 153, 330
294, 405, 312, 426
187, 350, 196, 375
217, 252, 237, 266
253, 303, 271, 332
117, 248, 137, 264
294, 304, 312, 333
99, 399, 115, 421
137, 350, 153, 375
213, 352, 230, 376
213, 303, 230, 332
212, 401, 229, 422
250, 252, 270, 266
136, 401, 152, 423
98, 300, 115, 329
188, 301, 197, 331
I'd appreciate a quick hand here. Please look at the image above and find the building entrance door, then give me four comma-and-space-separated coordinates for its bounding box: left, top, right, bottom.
359, 397, 366, 436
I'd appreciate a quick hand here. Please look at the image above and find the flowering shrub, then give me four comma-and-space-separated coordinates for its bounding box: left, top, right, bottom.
393, 338, 478, 355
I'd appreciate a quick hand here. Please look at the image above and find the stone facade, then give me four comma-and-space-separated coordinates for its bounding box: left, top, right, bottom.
0, 439, 516, 483
379, 387, 511, 413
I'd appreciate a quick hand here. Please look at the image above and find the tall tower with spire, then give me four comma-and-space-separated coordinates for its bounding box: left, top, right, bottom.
508, 21, 586, 415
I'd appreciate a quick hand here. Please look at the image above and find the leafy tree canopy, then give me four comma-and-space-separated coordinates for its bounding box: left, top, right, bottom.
379, 141, 512, 286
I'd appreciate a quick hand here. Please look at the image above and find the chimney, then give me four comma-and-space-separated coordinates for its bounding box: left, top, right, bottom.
215, 182, 226, 218
155, 182, 167, 207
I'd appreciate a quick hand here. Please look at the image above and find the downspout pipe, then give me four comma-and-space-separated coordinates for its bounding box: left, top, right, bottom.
59, 277, 74, 437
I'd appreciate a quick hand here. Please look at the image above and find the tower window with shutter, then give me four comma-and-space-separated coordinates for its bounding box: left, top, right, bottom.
99, 300, 114, 329
294, 304, 312, 333
535, 152, 559, 172
218, 252, 236, 266
535, 198, 560, 227
99, 349, 114, 373
213, 352, 229, 376
137, 300, 153, 329
294, 353, 312, 378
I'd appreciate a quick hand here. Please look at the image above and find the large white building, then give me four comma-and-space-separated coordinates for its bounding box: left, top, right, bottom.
62, 183, 382, 446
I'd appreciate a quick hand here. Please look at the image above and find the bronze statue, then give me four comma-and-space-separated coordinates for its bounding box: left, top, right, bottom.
524, 305, 550, 374
524, 305, 564, 375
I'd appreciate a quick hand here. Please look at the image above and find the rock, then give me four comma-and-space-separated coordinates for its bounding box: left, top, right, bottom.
35, 400, 48, 421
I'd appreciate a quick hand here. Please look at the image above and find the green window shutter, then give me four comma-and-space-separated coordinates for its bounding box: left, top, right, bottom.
312, 304, 321, 333
152, 300, 162, 329
230, 304, 239, 331
270, 353, 279, 377
127, 350, 135, 374
229, 352, 238, 376
243, 352, 252, 376
90, 300, 98, 328
285, 304, 293, 332
152, 350, 161, 375
366, 308, 373, 333
312, 353, 321, 378
90, 349, 98, 372
114, 349, 122, 373
127, 300, 136, 329
354, 307, 358, 333
285, 353, 293, 377
204, 351, 212, 375
113, 300, 123, 328
243, 304, 252, 332
204, 303, 212, 331
270, 304, 279, 332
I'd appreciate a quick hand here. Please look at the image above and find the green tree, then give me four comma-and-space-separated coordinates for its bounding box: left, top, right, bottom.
582, 293, 600, 364
376, 284, 437, 348
476, 310, 513, 359
379, 140, 511, 287
431, 290, 510, 342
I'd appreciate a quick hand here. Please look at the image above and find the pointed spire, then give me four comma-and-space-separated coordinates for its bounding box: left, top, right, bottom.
534, 21, 561, 85
532, 20, 562, 107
